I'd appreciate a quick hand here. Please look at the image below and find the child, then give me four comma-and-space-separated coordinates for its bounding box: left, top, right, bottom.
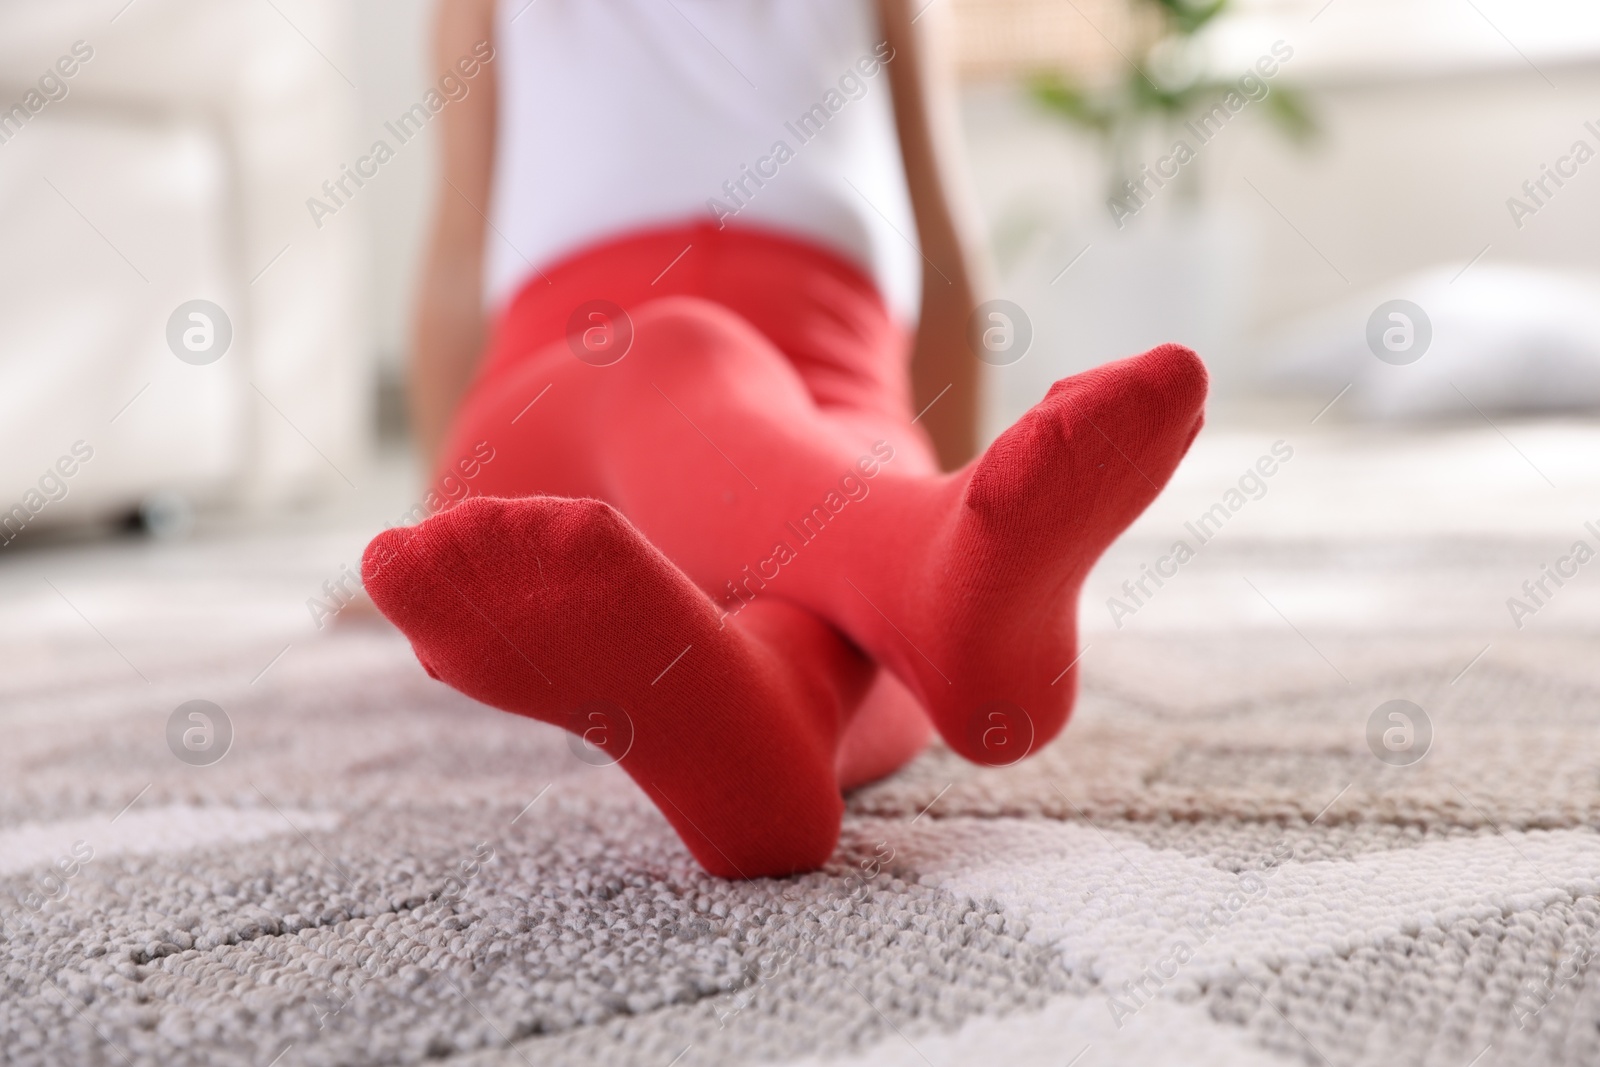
362, 0, 1206, 879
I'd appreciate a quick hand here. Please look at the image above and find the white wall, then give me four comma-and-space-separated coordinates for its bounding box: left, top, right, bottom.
348, 0, 435, 373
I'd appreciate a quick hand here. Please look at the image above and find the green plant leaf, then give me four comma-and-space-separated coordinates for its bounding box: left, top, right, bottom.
1029, 73, 1114, 136
1264, 85, 1317, 141
1148, 0, 1230, 35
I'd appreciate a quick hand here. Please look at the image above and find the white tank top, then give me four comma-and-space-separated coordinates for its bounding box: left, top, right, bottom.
485, 0, 922, 322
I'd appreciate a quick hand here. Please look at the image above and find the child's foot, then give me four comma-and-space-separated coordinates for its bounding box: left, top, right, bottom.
362, 496, 872, 878
853, 343, 1208, 764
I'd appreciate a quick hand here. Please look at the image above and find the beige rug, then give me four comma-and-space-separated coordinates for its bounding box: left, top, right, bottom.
5, 428, 1600, 1067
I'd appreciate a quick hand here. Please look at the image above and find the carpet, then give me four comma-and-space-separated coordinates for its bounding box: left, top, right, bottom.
5, 428, 1600, 1067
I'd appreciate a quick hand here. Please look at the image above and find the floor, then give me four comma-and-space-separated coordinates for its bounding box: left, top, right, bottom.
4, 418, 1600, 1066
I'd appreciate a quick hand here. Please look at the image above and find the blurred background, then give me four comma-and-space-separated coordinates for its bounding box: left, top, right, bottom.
2, 0, 1599, 621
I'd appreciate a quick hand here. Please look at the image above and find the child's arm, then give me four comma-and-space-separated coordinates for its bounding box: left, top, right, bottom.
878, 0, 991, 469
410, 0, 498, 470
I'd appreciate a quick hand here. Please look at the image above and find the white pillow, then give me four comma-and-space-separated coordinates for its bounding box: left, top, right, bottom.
1261, 263, 1600, 420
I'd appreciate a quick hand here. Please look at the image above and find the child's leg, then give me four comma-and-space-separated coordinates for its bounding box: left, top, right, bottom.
446, 296, 1206, 765
433, 309, 935, 791
363, 495, 871, 878
835, 669, 932, 790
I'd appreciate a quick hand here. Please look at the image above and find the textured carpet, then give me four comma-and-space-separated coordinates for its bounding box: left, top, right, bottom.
5, 432, 1600, 1066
